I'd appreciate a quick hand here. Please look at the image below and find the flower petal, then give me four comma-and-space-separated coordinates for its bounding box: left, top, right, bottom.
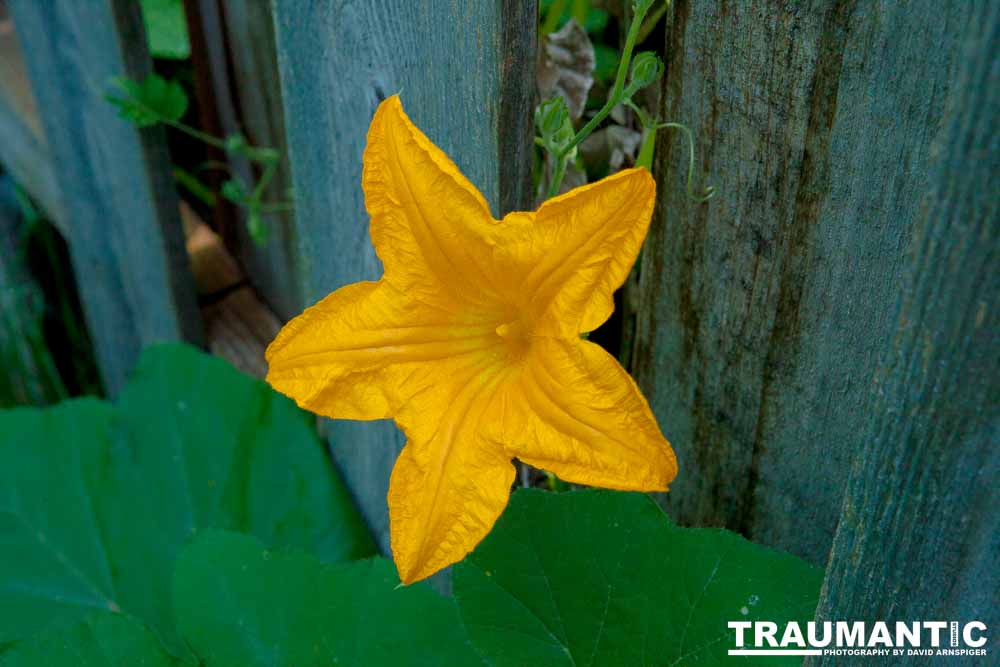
388, 354, 516, 584
364, 95, 505, 308
265, 280, 500, 420
492, 168, 656, 335
489, 337, 677, 490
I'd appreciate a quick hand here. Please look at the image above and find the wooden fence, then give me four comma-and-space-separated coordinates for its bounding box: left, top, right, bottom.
0, 0, 994, 648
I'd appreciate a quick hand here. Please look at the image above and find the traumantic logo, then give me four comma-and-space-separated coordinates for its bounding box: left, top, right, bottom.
728, 621, 989, 658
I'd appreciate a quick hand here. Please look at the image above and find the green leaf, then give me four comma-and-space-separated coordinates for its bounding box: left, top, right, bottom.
220, 177, 247, 203
106, 79, 152, 127
173, 531, 484, 667
107, 74, 188, 127
593, 44, 620, 84
541, 0, 608, 34
223, 133, 247, 152
140, 0, 191, 60
0, 612, 177, 666
453, 489, 823, 667
0, 344, 375, 657
582, 7, 609, 33
247, 211, 270, 247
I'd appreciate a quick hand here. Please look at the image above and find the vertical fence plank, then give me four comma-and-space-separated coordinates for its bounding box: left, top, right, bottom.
9, 0, 202, 396
272, 1, 535, 553
0, 14, 62, 225
218, 0, 302, 320
223, 0, 304, 319
183, 0, 303, 320
808, 5, 998, 658
496, 0, 538, 216
630, 0, 969, 563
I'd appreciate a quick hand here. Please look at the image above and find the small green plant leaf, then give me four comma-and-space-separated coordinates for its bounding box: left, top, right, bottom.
107, 74, 188, 127
220, 177, 247, 204
0, 344, 375, 657
224, 132, 247, 152
625, 51, 665, 97
593, 43, 619, 84
535, 96, 574, 152
140, 0, 191, 60
541, 0, 609, 34
453, 489, 823, 667
173, 531, 484, 666
0, 612, 177, 666
247, 211, 270, 246
107, 78, 153, 127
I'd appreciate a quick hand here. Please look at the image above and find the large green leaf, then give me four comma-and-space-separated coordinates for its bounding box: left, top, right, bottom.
453, 489, 823, 667
172, 531, 483, 667
0, 344, 375, 656
1, 532, 483, 666
0, 613, 176, 666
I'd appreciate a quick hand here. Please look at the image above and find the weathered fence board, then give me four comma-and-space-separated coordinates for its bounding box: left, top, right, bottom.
0, 19, 62, 225
9, 0, 202, 395
183, 0, 303, 321
182, 202, 282, 380
809, 4, 998, 660
632, 0, 970, 564
218, 0, 302, 321
272, 1, 536, 553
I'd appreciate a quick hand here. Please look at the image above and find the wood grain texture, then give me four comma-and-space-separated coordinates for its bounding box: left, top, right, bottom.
497, 0, 537, 215
203, 287, 281, 379
631, 0, 972, 563
0, 20, 63, 225
218, 0, 303, 320
9, 0, 202, 396
185, 0, 303, 319
272, 1, 535, 554
807, 4, 998, 660
182, 201, 282, 380
181, 0, 240, 250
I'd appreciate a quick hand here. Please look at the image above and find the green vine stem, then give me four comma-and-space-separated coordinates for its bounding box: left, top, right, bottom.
108, 78, 288, 246
546, 157, 570, 200
628, 100, 715, 202
538, 0, 715, 205
542, 0, 660, 198
558, 4, 649, 159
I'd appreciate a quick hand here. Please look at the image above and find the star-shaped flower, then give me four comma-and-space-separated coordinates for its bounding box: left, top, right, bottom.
266, 95, 677, 584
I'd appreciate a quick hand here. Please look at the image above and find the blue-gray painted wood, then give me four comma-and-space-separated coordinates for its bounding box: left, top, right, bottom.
808, 5, 998, 661
9, 0, 202, 396
185, 0, 303, 319
218, 0, 302, 321
631, 0, 971, 565
0, 24, 63, 226
272, 1, 536, 555
0, 95, 61, 227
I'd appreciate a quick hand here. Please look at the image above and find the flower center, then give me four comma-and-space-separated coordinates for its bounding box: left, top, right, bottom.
495, 317, 531, 358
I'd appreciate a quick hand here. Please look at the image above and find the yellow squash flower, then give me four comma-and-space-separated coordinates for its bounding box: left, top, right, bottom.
266, 95, 677, 584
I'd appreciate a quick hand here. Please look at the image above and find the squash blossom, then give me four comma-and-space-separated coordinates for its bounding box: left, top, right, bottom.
266, 95, 677, 584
